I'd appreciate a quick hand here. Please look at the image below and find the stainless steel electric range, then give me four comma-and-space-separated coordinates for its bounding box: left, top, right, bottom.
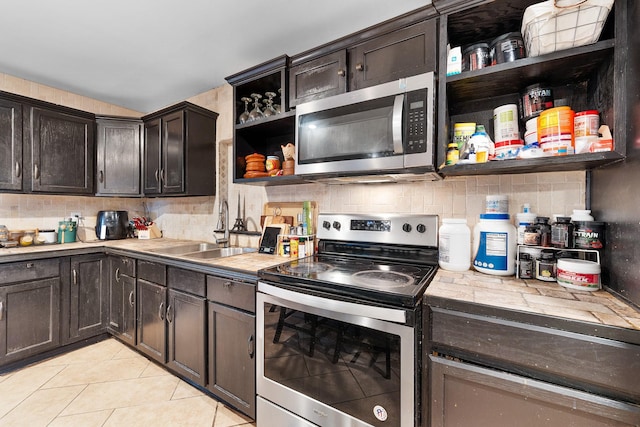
257, 213, 439, 427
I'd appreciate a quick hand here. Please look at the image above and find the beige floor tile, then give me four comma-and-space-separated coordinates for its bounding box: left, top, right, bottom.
214, 404, 254, 427
103, 396, 217, 427
60, 375, 180, 416
47, 409, 114, 427
172, 380, 205, 399
0, 365, 65, 418
37, 339, 124, 367
140, 360, 173, 377
111, 343, 145, 360
41, 357, 150, 389
0, 385, 84, 427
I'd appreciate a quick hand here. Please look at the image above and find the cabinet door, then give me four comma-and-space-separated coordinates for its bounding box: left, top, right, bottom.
349, 19, 437, 90
96, 118, 142, 196
289, 50, 348, 107
121, 274, 136, 346
161, 111, 185, 194
208, 302, 256, 419
137, 279, 166, 364
167, 289, 206, 386
108, 257, 136, 346
143, 117, 162, 195
0, 278, 61, 365
429, 356, 640, 427
0, 97, 23, 191
69, 255, 108, 341
28, 106, 94, 194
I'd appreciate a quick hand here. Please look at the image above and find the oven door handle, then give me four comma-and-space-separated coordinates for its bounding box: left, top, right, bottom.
392, 94, 404, 154
258, 282, 406, 324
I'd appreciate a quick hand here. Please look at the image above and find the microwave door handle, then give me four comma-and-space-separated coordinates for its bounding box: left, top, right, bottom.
392, 94, 404, 154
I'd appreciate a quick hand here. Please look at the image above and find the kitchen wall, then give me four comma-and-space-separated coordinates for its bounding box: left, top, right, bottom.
0, 73, 589, 252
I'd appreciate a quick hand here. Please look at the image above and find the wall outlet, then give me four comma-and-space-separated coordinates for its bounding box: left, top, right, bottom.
70, 212, 82, 222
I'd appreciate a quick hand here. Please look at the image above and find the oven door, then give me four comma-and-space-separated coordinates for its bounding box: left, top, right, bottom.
257, 282, 417, 427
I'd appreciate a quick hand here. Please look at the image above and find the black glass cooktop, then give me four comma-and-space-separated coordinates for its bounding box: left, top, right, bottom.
259, 254, 437, 308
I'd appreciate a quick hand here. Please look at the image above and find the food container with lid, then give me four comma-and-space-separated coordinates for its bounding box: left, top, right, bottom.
557, 258, 601, 291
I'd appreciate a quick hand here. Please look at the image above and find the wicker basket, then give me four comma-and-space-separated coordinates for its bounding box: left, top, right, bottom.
522, 0, 614, 57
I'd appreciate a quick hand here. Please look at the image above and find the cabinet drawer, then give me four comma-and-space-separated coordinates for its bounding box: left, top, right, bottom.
0, 259, 60, 285
207, 275, 255, 313
430, 307, 640, 402
111, 256, 135, 277
137, 260, 166, 286
168, 267, 205, 297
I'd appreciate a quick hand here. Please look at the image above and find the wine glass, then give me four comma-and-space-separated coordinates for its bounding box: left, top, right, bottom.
238, 97, 251, 124
263, 92, 278, 117
274, 88, 282, 114
248, 93, 264, 121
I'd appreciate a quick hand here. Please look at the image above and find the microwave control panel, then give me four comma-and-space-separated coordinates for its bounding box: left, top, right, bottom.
405, 88, 427, 154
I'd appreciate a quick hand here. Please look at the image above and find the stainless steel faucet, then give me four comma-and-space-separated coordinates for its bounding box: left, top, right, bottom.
214, 200, 229, 247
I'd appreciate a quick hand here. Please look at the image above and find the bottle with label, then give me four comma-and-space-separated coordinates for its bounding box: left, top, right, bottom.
536, 249, 557, 281
467, 124, 494, 162
551, 217, 574, 249
516, 203, 537, 245
446, 142, 460, 165
290, 237, 299, 258
536, 216, 552, 247
303, 201, 313, 235
472, 213, 516, 276
518, 253, 534, 279
438, 218, 471, 271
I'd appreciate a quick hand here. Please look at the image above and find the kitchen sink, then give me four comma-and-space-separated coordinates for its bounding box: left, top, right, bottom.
184, 247, 258, 259
149, 242, 220, 255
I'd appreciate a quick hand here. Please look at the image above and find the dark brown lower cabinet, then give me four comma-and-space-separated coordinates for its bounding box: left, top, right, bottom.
68, 254, 108, 342
167, 289, 206, 386
0, 274, 61, 365
207, 301, 256, 419
136, 278, 167, 364
108, 256, 136, 346
429, 356, 640, 427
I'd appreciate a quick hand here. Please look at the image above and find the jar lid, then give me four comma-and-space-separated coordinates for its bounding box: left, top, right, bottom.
442, 218, 467, 223
557, 258, 601, 273
575, 110, 599, 116
479, 213, 510, 220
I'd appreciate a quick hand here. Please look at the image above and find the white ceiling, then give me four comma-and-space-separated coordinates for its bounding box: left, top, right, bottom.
0, 0, 431, 113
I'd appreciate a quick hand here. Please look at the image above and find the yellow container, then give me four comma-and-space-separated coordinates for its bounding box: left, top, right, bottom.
453, 122, 476, 150
538, 106, 575, 155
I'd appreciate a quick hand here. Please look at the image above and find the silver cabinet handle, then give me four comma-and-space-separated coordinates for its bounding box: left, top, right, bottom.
355, 63, 364, 71
128, 291, 135, 307
72, 269, 78, 285
223, 281, 232, 289
0, 301, 4, 321
166, 304, 173, 323
99, 170, 104, 183
337, 69, 345, 77
34, 164, 40, 180
115, 267, 121, 283
15, 161, 20, 178
248, 334, 254, 358
154, 169, 159, 183
161, 168, 166, 184
26, 262, 34, 269
159, 302, 165, 320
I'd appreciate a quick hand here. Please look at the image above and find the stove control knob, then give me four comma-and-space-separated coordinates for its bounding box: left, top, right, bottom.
417, 223, 426, 233
333, 221, 341, 231
322, 221, 331, 230
402, 223, 412, 232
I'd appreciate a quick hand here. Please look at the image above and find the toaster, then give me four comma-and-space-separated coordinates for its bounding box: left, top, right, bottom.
95, 211, 129, 240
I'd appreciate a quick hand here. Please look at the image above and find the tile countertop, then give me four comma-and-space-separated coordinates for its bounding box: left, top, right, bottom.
426, 269, 640, 334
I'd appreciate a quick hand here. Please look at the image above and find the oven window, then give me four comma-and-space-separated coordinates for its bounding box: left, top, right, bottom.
263, 302, 402, 427
297, 96, 397, 164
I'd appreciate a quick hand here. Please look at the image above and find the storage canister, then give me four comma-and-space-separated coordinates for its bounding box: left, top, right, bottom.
486, 194, 508, 214
551, 217, 574, 249
472, 213, 517, 276
574, 110, 599, 137
490, 32, 526, 65
573, 221, 605, 250
536, 249, 556, 281
462, 43, 490, 71
439, 219, 471, 272
520, 83, 553, 120
454, 122, 476, 151
493, 104, 520, 143
538, 106, 575, 155
556, 259, 601, 291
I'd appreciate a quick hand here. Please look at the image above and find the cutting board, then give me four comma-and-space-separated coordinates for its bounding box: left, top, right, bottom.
262, 202, 317, 232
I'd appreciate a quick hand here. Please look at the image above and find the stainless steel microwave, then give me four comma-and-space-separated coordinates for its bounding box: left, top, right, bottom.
294, 71, 439, 183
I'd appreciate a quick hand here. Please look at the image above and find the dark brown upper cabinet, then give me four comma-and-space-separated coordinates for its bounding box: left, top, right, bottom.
142, 102, 218, 197
289, 50, 347, 108
0, 91, 95, 195
95, 117, 143, 197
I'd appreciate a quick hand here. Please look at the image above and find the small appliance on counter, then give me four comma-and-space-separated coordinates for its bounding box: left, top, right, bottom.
95, 210, 129, 240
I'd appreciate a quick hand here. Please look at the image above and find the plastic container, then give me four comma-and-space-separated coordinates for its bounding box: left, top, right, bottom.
551, 217, 575, 249
0, 225, 8, 242
462, 43, 490, 71
467, 125, 494, 163
536, 249, 557, 281
438, 219, 471, 272
446, 142, 460, 165
493, 104, 520, 143
571, 209, 595, 222
473, 213, 517, 276
573, 221, 605, 249
538, 106, 575, 155
494, 140, 524, 159
265, 156, 280, 172
486, 194, 508, 214
490, 32, 526, 65
516, 205, 537, 245
454, 122, 476, 150
557, 258, 601, 291
58, 220, 77, 244
520, 83, 554, 120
